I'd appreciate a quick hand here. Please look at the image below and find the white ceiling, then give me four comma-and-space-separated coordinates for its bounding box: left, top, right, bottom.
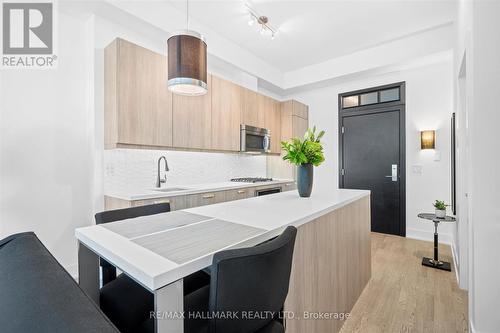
168, 0, 456, 72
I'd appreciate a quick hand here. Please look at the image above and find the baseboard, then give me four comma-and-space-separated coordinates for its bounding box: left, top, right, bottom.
451, 241, 460, 284
406, 228, 452, 244
470, 319, 477, 333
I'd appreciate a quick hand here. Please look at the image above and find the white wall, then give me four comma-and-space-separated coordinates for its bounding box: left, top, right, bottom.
0, 12, 94, 275
456, 1, 500, 331
452, 0, 474, 293
288, 61, 454, 243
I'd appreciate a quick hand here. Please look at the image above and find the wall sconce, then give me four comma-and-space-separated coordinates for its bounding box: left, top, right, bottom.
421, 130, 436, 149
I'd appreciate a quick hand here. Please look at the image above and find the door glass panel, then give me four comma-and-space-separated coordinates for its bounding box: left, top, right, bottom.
380, 88, 400, 102
342, 95, 359, 108
360, 92, 378, 105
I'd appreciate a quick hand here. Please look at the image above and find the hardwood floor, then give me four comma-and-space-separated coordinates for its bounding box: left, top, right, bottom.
340, 232, 468, 333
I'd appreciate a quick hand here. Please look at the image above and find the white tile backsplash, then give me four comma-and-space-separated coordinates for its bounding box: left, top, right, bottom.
104, 149, 267, 193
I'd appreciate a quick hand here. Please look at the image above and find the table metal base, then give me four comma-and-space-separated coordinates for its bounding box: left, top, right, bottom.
422, 257, 451, 271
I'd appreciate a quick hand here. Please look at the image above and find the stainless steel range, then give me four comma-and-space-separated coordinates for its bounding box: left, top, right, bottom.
231, 177, 281, 196
230, 177, 274, 183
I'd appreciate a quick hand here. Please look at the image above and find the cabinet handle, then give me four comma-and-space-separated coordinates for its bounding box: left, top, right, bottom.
202, 194, 215, 199
237, 190, 246, 194
154, 200, 169, 204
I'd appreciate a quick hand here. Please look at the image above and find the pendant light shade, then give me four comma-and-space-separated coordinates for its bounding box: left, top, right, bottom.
167, 30, 207, 96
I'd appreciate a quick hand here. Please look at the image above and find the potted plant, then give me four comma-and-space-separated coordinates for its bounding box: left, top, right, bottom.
433, 200, 448, 218
281, 127, 325, 197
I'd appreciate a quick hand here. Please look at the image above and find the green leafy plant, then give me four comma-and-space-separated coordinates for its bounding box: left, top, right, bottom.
281, 126, 325, 166
433, 200, 447, 210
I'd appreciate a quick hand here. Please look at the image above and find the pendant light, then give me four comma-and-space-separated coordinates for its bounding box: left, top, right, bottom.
167, 0, 207, 96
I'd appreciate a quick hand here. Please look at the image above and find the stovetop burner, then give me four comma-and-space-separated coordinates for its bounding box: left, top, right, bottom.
231, 177, 274, 183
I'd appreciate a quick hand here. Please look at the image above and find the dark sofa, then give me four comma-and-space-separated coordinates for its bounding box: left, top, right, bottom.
0, 232, 118, 333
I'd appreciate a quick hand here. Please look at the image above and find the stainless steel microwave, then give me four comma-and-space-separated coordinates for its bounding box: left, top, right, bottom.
240, 124, 271, 153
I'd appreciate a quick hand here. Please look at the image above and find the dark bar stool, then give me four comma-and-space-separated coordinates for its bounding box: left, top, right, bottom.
95, 203, 173, 286
140, 226, 298, 333
0, 232, 119, 332
96, 203, 210, 333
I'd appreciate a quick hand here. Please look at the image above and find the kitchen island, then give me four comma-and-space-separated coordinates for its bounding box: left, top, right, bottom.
76, 188, 371, 333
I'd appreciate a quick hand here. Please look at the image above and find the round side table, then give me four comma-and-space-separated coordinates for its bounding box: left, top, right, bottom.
417, 213, 456, 272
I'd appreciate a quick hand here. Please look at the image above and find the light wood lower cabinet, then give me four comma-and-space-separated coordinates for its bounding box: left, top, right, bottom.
224, 188, 253, 201
185, 191, 225, 208
281, 182, 297, 191
103, 184, 294, 211
104, 195, 188, 211
132, 196, 188, 211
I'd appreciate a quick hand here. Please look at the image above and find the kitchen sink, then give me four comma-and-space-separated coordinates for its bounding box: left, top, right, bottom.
151, 187, 190, 193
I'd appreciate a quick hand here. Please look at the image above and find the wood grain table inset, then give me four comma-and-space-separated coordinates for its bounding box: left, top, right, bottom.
132, 219, 266, 264
100, 211, 212, 239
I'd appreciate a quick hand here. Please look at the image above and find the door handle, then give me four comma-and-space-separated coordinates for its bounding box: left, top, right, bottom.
385, 164, 398, 182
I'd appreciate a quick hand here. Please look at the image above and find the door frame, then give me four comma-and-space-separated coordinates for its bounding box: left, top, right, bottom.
338, 82, 406, 237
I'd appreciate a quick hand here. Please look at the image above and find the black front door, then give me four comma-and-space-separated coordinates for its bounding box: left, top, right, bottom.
339, 83, 406, 236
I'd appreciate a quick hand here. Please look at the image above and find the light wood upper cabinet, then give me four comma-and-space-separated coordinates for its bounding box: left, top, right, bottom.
261, 96, 281, 154
291, 100, 309, 141
292, 115, 309, 141
211, 76, 242, 151
105, 38, 172, 149
172, 75, 212, 150
241, 88, 264, 128
292, 100, 309, 120
267, 99, 309, 179
281, 100, 309, 139
104, 38, 310, 154
257, 93, 273, 128
270, 99, 282, 153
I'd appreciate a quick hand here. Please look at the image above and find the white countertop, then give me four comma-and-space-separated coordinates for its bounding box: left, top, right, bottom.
105, 179, 295, 201
186, 188, 369, 230
75, 188, 370, 291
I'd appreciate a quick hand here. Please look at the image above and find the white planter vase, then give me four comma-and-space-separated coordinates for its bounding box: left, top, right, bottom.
435, 209, 446, 218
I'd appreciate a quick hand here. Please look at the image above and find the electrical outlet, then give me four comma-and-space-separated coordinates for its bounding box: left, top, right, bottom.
412, 165, 423, 174
434, 151, 441, 161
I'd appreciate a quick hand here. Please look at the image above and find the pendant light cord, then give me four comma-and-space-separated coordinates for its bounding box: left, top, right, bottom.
186, 0, 189, 30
